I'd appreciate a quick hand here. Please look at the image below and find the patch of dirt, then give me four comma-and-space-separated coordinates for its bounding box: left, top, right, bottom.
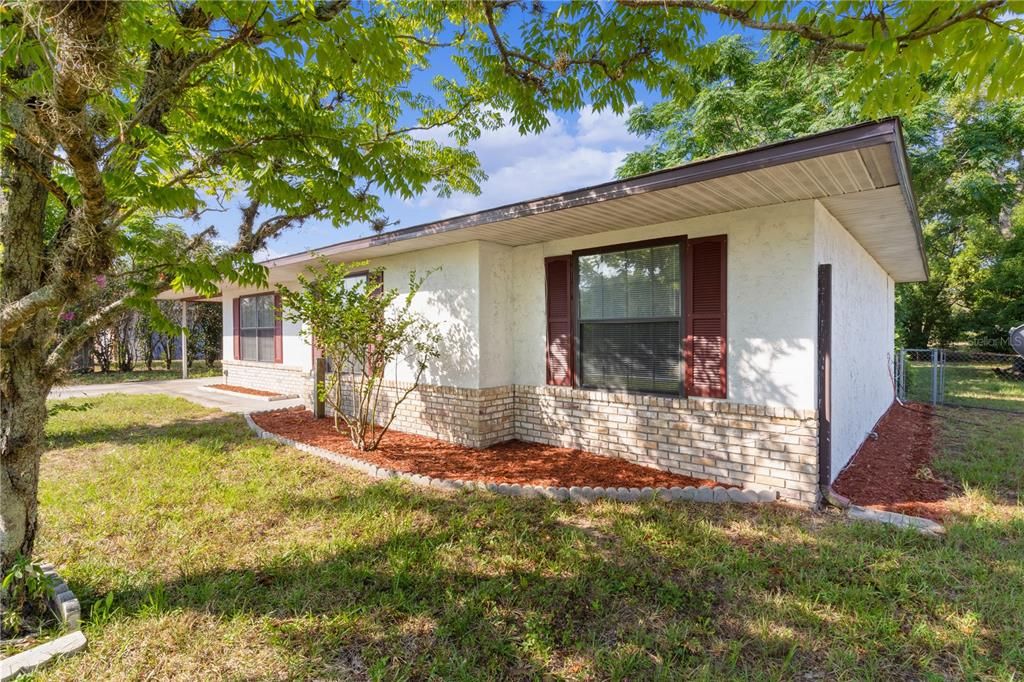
832, 403, 950, 522
252, 408, 727, 490
207, 384, 285, 398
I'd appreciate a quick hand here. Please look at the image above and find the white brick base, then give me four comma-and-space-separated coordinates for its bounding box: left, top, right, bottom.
221, 360, 315, 404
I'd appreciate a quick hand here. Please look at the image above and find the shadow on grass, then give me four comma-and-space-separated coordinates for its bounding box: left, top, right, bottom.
57, 478, 995, 679
45, 412, 248, 451
42, 396, 1024, 678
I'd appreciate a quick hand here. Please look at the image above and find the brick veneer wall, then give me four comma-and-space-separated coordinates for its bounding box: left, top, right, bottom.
325, 380, 817, 504
514, 385, 819, 505
222, 360, 315, 403
331, 380, 515, 449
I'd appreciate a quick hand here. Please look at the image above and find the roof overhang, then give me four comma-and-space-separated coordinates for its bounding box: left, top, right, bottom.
162, 117, 927, 300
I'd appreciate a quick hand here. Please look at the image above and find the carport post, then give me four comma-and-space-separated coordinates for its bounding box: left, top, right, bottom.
181, 300, 188, 380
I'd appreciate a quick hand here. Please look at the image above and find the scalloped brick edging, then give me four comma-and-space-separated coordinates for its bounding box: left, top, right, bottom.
847, 505, 946, 537
0, 564, 85, 681
244, 411, 781, 506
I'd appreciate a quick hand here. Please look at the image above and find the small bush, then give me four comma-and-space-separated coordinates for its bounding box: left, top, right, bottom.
1, 555, 54, 638
279, 259, 442, 451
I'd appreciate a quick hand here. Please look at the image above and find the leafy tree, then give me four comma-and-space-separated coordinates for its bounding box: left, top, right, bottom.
2, 0, 1019, 569
279, 261, 441, 451
112, 309, 139, 373
901, 97, 1024, 350
619, 0, 1023, 113
187, 302, 222, 367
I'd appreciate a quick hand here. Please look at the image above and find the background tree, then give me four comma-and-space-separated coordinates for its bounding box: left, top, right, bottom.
279, 261, 441, 451
188, 302, 222, 367
617, 37, 1024, 351
112, 309, 138, 373
2, 0, 1020, 568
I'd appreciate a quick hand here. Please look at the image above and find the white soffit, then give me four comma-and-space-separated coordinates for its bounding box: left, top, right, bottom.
161, 120, 926, 299
268, 144, 922, 283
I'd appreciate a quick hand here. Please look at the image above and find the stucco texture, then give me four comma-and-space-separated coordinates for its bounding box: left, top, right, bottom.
508, 202, 819, 408
814, 200, 896, 480
220, 200, 896, 451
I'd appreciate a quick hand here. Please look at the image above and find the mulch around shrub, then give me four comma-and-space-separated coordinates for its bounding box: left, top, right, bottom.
208, 384, 285, 398
832, 402, 950, 521
252, 408, 726, 490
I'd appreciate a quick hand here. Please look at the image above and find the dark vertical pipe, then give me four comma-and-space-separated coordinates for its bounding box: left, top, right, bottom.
817, 264, 832, 491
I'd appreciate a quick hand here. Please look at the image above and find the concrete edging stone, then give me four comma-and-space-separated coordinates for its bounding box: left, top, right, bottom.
847, 504, 946, 537
0, 565, 85, 681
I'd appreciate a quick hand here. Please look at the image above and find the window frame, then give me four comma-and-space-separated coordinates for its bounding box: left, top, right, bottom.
237, 292, 278, 364
571, 235, 688, 398
310, 270, 378, 373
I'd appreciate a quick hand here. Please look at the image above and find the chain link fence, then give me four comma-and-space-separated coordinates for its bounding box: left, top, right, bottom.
895, 348, 1024, 413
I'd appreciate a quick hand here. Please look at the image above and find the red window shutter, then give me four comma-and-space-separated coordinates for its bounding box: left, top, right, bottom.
685, 236, 727, 398
273, 293, 284, 364
545, 256, 574, 386
232, 297, 241, 361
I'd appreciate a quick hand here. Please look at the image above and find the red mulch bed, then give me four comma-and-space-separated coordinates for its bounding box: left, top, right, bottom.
252, 408, 726, 490
208, 384, 284, 398
832, 403, 951, 521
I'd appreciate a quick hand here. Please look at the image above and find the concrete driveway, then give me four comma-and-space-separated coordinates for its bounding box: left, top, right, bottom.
49, 377, 304, 413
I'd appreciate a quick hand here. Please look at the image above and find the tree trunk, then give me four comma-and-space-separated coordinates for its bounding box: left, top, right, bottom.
0, 357, 51, 568
1, 73, 56, 568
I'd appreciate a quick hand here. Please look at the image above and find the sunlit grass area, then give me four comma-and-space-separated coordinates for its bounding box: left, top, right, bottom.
906, 360, 1024, 412
934, 406, 1024, 501
61, 360, 220, 385
33, 395, 1024, 680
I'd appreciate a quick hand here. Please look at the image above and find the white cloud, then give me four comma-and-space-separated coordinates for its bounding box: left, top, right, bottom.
414, 107, 645, 220
248, 106, 648, 254
575, 104, 641, 147
253, 245, 288, 261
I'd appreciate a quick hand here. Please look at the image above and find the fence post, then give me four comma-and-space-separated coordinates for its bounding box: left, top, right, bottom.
939, 349, 946, 405
313, 357, 326, 418
931, 348, 939, 405
896, 351, 905, 402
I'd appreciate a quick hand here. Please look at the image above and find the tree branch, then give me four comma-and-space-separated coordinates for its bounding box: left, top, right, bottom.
617, 0, 1009, 52
0, 285, 60, 345
45, 289, 156, 371
5, 145, 71, 213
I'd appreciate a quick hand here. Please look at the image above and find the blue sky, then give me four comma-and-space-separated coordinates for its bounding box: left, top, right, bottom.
202, 12, 741, 261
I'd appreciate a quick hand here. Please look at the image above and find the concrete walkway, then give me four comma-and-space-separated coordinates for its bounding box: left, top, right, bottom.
49, 377, 304, 414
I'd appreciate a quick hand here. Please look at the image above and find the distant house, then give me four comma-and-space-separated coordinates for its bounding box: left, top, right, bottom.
163, 119, 927, 505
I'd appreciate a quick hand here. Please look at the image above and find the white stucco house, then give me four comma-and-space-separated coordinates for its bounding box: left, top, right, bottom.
166, 119, 927, 505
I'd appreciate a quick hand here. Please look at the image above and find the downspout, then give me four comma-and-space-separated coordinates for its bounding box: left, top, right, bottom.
816, 264, 848, 509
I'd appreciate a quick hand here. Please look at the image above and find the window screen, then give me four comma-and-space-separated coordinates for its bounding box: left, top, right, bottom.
577, 243, 682, 394
239, 294, 276, 363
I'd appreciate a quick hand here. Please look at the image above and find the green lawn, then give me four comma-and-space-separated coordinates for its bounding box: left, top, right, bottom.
933, 407, 1024, 501
62, 360, 221, 385
906, 360, 1024, 412
32, 395, 1024, 680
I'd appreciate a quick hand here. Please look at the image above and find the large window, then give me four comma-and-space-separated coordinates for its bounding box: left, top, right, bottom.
576, 241, 683, 394
239, 294, 277, 363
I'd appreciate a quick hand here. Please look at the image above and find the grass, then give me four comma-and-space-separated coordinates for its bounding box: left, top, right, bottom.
62, 360, 220, 386
906, 361, 1024, 412
30, 394, 1024, 680
933, 407, 1024, 501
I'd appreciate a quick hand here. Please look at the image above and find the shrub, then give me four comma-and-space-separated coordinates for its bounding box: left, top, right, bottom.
1, 555, 54, 638
279, 259, 441, 450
